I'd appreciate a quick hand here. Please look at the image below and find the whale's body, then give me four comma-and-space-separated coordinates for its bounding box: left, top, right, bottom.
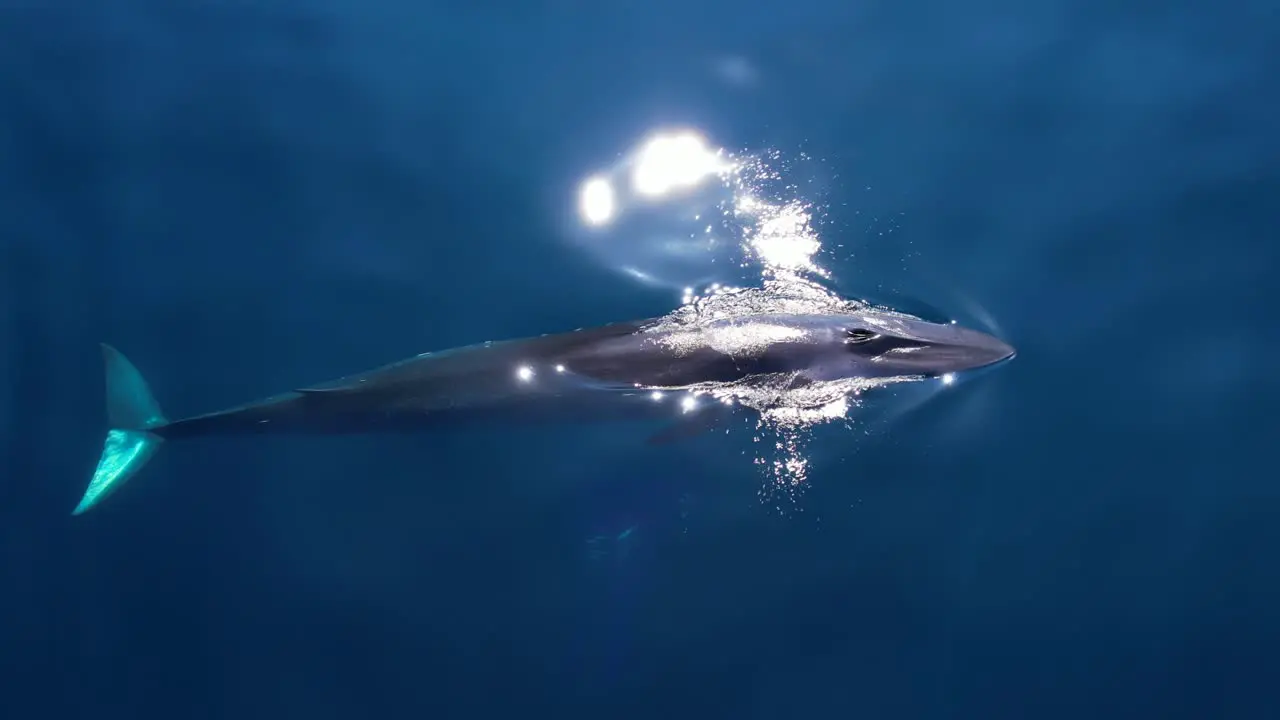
75, 309, 1014, 514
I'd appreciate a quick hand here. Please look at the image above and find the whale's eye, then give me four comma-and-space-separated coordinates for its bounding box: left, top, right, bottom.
845, 328, 878, 344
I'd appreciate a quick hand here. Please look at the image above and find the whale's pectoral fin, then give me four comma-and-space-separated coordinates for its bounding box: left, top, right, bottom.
647, 406, 731, 445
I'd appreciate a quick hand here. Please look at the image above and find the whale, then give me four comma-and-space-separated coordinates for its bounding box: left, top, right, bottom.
73, 308, 1015, 515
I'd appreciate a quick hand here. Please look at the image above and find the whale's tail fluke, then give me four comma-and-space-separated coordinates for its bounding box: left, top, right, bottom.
73, 345, 168, 515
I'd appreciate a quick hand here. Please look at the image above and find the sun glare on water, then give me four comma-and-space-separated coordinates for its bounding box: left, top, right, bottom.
574, 129, 829, 290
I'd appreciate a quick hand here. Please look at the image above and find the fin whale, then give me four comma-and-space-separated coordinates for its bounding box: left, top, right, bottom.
75, 310, 1014, 514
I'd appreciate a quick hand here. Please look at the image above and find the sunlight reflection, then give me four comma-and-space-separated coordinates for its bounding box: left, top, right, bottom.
631, 132, 732, 198
568, 128, 740, 292
573, 128, 835, 301
574, 129, 735, 230
578, 175, 616, 226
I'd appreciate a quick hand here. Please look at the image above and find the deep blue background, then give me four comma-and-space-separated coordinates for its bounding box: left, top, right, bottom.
3, 1, 1278, 718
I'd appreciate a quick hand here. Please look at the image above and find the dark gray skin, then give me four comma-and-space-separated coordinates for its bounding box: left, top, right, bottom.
73, 309, 1014, 514
154, 310, 1015, 439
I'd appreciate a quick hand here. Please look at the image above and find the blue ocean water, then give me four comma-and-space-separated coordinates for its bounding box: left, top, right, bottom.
2, 1, 1278, 718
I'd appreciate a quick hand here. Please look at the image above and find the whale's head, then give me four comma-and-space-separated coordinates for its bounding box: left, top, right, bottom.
602, 308, 1014, 388
801, 309, 1016, 381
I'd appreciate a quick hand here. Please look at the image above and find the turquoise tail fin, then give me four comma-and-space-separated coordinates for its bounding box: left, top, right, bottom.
73, 345, 168, 515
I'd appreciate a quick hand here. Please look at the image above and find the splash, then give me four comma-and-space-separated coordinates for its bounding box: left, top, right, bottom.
572, 130, 947, 506
725, 151, 833, 285
638, 285, 925, 501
